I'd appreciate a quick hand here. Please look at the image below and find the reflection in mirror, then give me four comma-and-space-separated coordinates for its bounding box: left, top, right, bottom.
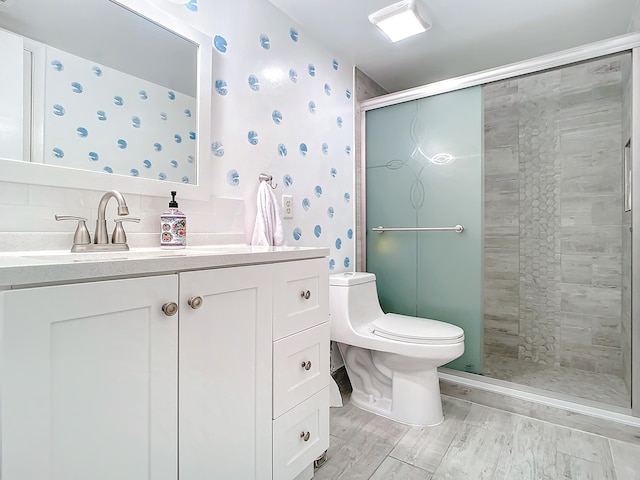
0, 0, 200, 185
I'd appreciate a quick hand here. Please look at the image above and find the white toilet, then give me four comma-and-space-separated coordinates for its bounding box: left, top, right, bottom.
329, 272, 465, 426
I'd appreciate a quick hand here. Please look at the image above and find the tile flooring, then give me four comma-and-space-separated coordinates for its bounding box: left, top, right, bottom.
484, 354, 630, 408
314, 395, 640, 479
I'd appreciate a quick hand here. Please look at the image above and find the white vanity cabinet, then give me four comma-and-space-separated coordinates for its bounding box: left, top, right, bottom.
272, 259, 330, 480
0, 275, 179, 480
0, 251, 329, 480
178, 264, 273, 480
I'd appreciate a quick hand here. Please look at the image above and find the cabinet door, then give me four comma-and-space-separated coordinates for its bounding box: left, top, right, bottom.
179, 265, 272, 480
0, 275, 179, 480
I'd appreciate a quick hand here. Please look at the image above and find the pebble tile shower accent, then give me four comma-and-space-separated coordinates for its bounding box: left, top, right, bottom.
483, 54, 627, 394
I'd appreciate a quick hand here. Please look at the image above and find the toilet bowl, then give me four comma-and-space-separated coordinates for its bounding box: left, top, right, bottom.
329, 272, 464, 426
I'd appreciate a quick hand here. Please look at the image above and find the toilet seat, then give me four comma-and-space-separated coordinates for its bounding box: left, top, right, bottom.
372, 314, 464, 345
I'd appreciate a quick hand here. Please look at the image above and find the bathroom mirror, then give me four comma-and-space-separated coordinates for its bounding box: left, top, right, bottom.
0, 0, 212, 199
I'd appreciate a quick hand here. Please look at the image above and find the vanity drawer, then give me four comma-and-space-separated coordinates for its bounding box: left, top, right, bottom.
273, 258, 328, 341
273, 322, 330, 418
273, 387, 329, 480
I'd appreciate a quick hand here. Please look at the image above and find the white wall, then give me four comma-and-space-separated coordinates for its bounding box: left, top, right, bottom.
0, 0, 355, 273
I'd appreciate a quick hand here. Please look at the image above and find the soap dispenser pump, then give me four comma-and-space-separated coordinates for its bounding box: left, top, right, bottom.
160, 191, 186, 249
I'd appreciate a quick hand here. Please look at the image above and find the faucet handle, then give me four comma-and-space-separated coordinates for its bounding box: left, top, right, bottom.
112, 217, 141, 245
55, 215, 91, 246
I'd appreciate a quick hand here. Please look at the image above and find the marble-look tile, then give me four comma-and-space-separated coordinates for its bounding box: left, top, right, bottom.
558, 311, 622, 349
463, 403, 517, 435
493, 416, 558, 480
560, 195, 621, 228
609, 439, 640, 472
483, 331, 520, 358
484, 147, 519, 175
316, 403, 409, 480
313, 435, 347, 479
430, 423, 506, 480
330, 399, 400, 443
560, 283, 621, 318
560, 226, 621, 256
615, 467, 640, 479
389, 397, 471, 473
369, 457, 432, 480
592, 316, 622, 348
484, 314, 519, 336
556, 453, 615, 480
560, 322, 592, 346
440, 382, 633, 442
484, 276, 518, 296
318, 365, 638, 479
479, 356, 629, 408
484, 251, 519, 277
559, 342, 623, 376
556, 426, 616, 464
481, 51, 626, 399
561, 255, 595, 284
483, 80, 518, 107
560, 164, 621, 196
483, 306, 519, 324
559, 99, 622, 132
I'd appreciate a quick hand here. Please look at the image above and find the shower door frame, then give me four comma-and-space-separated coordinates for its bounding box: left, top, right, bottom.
359, 33, 640, 417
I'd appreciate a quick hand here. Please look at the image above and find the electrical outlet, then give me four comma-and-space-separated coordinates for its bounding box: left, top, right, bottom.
282, 195, 293, 219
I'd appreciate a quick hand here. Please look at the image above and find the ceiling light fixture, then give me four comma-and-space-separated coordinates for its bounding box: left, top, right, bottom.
368, 0, 431, 43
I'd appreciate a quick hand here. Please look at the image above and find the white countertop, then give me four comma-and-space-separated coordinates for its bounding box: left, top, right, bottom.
0, 245, 330, 288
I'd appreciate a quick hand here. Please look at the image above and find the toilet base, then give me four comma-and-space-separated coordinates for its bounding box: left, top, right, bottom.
349, 367, 444, 427
338, 343, 445, 426
391, 368, 444, 426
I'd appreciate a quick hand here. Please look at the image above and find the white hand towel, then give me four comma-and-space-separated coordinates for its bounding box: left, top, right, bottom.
251, 180, 284, 246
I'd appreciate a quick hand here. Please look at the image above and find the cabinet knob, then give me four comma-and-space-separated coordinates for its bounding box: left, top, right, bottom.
162, 302, 178, 316
188, 296, 204, 309
300, 290, 311, 300
300, 431, 311, 442
301, 361, 312, 371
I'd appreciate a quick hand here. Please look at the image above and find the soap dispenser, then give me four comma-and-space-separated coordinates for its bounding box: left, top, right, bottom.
160, 191, 186, 249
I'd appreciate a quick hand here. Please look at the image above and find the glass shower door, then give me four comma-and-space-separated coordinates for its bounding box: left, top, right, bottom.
365, 86, 483, 373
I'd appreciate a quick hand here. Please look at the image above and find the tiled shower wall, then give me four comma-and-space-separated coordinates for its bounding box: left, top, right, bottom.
484, 53, 627, 377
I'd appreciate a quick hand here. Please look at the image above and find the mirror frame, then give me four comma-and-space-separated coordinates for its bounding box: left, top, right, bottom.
0, 0, 212, 200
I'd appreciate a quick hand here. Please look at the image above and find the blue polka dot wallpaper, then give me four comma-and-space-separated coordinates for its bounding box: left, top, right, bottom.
43, 46, 197, 184
152, 0, 355, 272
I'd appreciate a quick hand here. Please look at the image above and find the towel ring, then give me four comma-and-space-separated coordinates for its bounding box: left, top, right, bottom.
259, 173, 277, 189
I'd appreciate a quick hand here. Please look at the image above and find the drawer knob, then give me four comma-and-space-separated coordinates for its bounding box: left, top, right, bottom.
188, 296, 204, 309
161, 302, 178, 316
300, 290, 311, 300
300, 431, 311, 442
301, 361, 312, 371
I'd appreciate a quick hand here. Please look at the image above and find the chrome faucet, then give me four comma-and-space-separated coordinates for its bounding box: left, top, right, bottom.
55, 190, 140, 252
94, 190, 129, 244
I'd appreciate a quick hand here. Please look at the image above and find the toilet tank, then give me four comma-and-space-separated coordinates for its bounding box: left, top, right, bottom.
329, 273, 385, 338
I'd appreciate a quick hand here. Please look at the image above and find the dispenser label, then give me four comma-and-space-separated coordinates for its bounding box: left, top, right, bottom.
161, 217, 186, 247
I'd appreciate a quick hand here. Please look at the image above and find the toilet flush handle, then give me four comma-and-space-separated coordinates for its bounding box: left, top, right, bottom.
300, 290, 311, 300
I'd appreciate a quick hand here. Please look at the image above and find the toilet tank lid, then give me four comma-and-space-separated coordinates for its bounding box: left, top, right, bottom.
329, 272, 376, 286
